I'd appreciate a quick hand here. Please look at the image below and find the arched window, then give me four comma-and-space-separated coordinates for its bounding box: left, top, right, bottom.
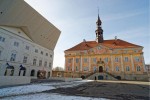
19, 65, 26, 76
47, 71, 50, 78
4, 64, 14, 76
30, 69, 35, 76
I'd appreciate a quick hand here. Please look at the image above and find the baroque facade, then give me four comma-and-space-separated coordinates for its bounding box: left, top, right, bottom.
0, 0, 61, 79
64, 14, 148, 81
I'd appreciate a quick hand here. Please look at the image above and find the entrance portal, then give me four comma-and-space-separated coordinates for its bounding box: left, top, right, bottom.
99, 66, 103, 72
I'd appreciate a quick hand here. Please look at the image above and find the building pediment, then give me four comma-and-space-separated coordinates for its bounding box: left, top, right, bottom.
88, 44, 112, 55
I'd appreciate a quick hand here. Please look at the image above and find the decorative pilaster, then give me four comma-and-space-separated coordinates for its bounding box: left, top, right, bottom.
80, 56, 82, 71
141, 54, 146, 72
111, 55, 114, 72
121, 55, 124, 72
88, 57, 91, 71
72, 57, 74, 71
131, 55, 134, 72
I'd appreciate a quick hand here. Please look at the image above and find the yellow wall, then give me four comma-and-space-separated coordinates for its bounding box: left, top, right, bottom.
65, 47, 145, 77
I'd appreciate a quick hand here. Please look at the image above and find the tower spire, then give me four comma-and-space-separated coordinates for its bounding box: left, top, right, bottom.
95, 8, 103, 43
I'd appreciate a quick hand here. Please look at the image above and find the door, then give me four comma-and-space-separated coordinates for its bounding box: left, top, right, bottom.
99, 66, 103, 72
98, 75, 104, 80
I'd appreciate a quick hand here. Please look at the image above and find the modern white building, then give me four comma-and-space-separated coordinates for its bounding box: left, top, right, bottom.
0, 0, 61, 79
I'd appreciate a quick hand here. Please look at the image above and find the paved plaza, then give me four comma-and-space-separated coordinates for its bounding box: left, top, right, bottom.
0, 80, 149, 100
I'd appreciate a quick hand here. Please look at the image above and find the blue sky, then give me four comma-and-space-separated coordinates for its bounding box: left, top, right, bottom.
25, 0, 149, 68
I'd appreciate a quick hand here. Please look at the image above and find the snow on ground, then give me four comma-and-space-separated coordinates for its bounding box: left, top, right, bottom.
0, 81, 87, 97
1, 93, 108, 100
0, 80, 105, 100
0, 84, 54, 97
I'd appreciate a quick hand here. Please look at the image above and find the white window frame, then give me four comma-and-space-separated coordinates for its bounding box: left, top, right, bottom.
25, 46, 29, 50
10, 53, 17, 61
44, 61, 47, 67
125, 57, 128, 62
126, 66, 130, 71
33, 59, 37, 66
23, 56, 28, 63
14, 41, 19, 47
84, 58, 88, 63
116, 66, 119, 71
39, 60, 42, 66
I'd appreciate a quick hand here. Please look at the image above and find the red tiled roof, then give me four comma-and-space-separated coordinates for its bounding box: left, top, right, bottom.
65, 39, 142, 51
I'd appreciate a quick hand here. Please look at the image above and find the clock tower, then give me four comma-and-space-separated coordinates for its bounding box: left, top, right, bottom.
95, 14, 103, 43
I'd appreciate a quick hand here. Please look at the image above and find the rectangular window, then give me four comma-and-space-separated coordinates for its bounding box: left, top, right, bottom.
46, 53, 48, 56
116, 66, 119, 71
135, 57, 140, 62
0, 50, 2, 58
93, 67, 97, 72
124, 57, 128, 62
41, 51, 43, 55
93, 58, 97, 63
49, 63, 51, 68
39, 60, 42, 66
35, 49, 38, 53
44, 61, 47, 67
0, 36, 5, 42
104, 58, 108, 62
84, 58, 88, 63
106, 66, 109, 72
76, 66, 78, 71
33, 59, 36, 66
23, 56, 28, 63
10, 53, 16, 61
14, 42, 19, 47
136, 66, 141, 71
126, 66, 130, 71
68, 58, 71, 63
50, 54, 53, 58
68, 67, 70, 71
115, 57, 119, 62
25, 46, 29, 50
2, 38, 5, 42
76, 58, 79, 63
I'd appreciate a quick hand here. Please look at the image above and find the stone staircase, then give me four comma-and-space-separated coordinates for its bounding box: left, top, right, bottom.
86, 71, 118, 80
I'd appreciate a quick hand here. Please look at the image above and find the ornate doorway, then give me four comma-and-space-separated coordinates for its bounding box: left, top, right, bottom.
99, 66, 103, 72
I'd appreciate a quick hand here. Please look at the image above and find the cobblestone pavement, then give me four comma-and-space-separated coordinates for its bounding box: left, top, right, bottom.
44, 81, 150, 100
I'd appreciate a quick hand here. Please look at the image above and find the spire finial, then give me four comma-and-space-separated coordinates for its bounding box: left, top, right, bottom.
98, 6, 99, 15
97, 0, 99, 15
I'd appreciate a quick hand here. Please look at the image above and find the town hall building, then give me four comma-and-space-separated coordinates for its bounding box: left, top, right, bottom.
64, 14, 148, 81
